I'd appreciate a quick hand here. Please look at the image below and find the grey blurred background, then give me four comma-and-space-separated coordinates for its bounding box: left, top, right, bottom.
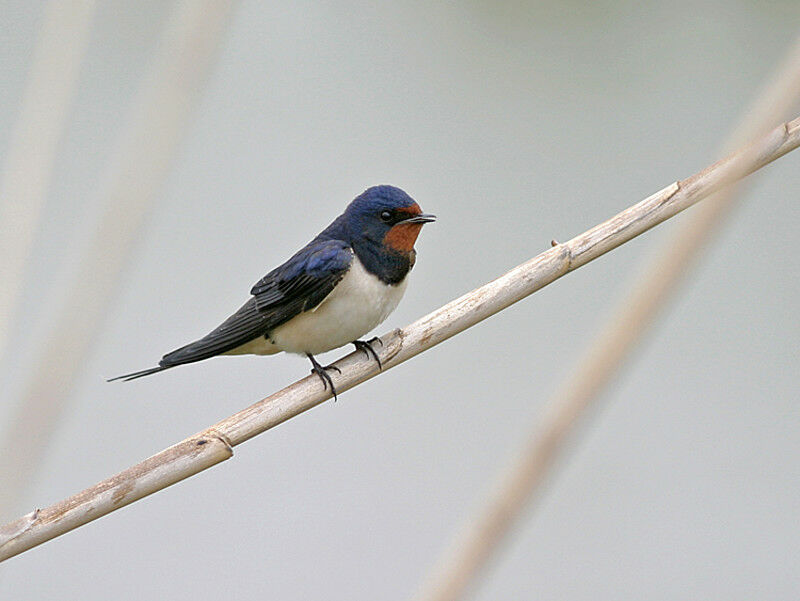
1, 1, 799, 599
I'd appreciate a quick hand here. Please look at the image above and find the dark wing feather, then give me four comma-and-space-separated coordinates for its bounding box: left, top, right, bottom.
108, 297, 268, 380
250, 238, 353, 318
159, 297, 268, 366
108, 299, 268, 380
162, 239, 352, 367
110, 239, 353, 380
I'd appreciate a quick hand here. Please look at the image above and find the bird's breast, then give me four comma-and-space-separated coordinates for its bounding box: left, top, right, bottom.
268, 255, 408, 355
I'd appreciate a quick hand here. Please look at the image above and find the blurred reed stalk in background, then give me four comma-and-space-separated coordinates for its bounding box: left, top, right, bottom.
411, 34, 800, 601
1, 114, 798, 562
0, 0, 96, 368
0, 0, 237, 523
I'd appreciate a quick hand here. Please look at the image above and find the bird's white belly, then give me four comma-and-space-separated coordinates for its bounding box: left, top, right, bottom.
265, 256, 407, 356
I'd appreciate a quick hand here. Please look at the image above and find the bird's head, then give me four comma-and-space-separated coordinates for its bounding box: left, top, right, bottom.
344, 185, 435, 253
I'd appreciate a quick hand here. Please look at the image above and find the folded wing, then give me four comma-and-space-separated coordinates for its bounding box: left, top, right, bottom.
160, 239, 353, 367
109, 239, 354, 381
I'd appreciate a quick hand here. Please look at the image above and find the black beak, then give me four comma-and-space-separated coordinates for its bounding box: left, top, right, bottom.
402, 213, 436, 224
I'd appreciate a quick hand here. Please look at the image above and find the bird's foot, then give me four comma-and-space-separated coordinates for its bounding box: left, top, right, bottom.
306, 353, 340, 401
353, 337, 383, 370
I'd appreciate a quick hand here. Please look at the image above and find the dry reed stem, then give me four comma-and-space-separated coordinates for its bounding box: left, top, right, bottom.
1, 116, 798, 562
411, 36, 800, 601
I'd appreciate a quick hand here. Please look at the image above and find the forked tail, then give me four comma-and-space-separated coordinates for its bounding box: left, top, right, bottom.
107, 365, 171, 382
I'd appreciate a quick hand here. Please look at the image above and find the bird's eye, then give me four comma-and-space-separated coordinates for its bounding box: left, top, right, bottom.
380, 210, 392, 223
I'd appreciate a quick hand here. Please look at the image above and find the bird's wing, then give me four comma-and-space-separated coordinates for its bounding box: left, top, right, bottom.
250, 238, 353, 319
110, 297, 270, 378
159, 239, 353, 368
158, 298, 269, 367
109, 239, 354, 380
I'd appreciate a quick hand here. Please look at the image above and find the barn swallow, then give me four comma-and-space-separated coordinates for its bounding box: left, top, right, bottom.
109, 185, 435, 399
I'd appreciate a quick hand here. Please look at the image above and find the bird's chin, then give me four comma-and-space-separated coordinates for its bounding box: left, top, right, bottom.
383, 222, 424, 252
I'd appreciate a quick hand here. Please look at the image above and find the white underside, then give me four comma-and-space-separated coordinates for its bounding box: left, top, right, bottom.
225, 255, 408, 357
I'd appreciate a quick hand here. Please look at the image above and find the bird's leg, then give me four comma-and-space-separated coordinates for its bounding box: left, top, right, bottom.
306, 353, 339, 401
352, 337, 383, 370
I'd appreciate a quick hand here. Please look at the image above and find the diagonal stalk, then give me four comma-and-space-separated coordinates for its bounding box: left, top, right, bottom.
411, 35, 800, 601
0, 116, 798, 563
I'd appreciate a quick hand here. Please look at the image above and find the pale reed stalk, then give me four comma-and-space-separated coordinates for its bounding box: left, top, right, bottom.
1, 116, 798, 562
411, 35, 800, 601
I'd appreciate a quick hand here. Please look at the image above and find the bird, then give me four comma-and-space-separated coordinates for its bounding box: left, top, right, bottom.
109, 185, 435, 399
